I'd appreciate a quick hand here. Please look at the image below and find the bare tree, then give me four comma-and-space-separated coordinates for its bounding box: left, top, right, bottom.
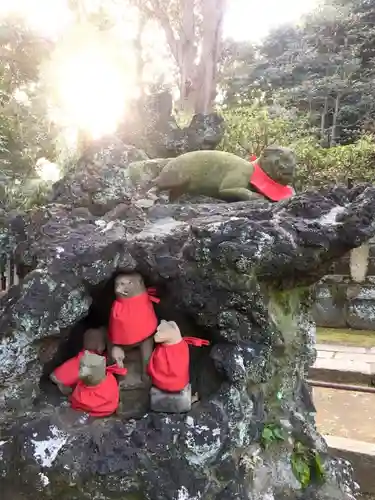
134, 0, 226, 116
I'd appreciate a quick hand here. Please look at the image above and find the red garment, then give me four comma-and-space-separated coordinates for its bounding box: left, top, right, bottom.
52, 350, 91, 388
70, 364, 127, 417
109, 288, 160, 345
250, 162, 294, 202
147, 337, 210, 393
249, 154, 257, 162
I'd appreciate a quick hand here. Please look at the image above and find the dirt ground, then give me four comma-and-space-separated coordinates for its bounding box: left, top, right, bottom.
314, 386, 375, 443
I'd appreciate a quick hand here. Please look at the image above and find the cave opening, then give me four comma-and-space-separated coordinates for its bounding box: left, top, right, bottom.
40, 269, 223, 419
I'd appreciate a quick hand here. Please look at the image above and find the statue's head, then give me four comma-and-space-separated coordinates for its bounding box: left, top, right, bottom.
154, 320, 182, 345
79, 351, 106, 386
83, 327, 106, 354
258, 146, 296, 186
114, 272, 146, 299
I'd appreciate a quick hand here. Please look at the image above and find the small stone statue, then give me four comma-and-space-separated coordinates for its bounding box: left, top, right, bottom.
154, 147, 296, 202
50, 327, 107, 395
108, 273, 160, 382
70, 351, 127, 417
147, 320, 209, 413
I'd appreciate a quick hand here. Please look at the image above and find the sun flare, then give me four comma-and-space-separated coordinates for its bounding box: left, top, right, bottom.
43, 24, 139, 140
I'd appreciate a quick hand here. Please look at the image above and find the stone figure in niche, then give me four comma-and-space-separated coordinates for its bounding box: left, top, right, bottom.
154, 146, 296, 202
109, 273, 160, 382
50, 326, 107, 395
70, 351, 127, 417
147, 320, 209, 413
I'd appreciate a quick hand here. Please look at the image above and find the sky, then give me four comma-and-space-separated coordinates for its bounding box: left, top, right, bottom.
0, 0, 320, 42
224, 0, 319, 40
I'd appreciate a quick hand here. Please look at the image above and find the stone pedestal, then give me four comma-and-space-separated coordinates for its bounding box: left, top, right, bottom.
150, 384, 192, 413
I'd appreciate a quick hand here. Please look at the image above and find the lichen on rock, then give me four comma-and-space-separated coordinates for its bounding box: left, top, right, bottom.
0, 141, 372, 499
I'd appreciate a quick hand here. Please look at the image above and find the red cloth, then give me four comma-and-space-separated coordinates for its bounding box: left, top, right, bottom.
70, 364, 127, 417
250, 162, 294, 202
52, 350, 94, 388
249, 154, 257, 162
147, 337, 210, 393
109, 288, 160, 345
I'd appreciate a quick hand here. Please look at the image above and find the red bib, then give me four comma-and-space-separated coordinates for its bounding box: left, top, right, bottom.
250, 162, 293, 201
70, 364, 127, 417
147, 337, 210, 393
52, 350, 101, 388
109, 288, 160, 345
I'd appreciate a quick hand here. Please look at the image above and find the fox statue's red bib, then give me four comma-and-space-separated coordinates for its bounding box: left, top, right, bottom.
147, 320, 209, 392
70, 363, 127, 417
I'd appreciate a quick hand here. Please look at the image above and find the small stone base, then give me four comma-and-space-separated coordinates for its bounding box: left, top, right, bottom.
150, 384, 192, 413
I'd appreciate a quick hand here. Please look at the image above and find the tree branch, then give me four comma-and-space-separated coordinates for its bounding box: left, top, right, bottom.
148, 0, 180, 66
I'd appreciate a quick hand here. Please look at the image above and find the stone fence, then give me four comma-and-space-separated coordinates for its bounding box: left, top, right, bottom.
312, 239, 375, 330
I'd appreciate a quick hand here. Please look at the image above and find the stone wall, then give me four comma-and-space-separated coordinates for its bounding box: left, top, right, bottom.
312, 239, 375, 330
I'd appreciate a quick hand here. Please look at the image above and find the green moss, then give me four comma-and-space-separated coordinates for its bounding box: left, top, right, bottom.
317, 327, 375, 347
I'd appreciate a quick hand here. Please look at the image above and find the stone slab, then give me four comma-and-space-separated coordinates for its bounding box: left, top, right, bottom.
310, 353, 375, 385
313, 357, 373, 374
316, 344, 368, 354
334, 352, 375, 363
316, 350, 335, 359
325, 435, 375, 495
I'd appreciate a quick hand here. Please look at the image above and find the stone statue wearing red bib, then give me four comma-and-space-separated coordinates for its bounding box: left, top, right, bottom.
108, 273, 160, 382
147, 320, 209, 413
50, 326, 107, 395
154, 146, 296, 203
70, 351, 127, 417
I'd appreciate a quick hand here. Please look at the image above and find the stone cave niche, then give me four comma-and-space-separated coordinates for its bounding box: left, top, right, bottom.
40, 269, 222, 420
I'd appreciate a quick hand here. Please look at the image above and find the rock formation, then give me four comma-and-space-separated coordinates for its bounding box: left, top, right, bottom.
117, 91, 225, 158
0, 142, 373, 499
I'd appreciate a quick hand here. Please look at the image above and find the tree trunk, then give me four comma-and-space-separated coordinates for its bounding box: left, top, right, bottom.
331, 93, 340, 147
177, 0, 197, 115
193, 0, 226, 114
145, 0, 226, 117
320, 96, 328, 145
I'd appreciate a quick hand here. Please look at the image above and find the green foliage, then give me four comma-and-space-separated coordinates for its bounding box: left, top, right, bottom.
261, 423, 285, 449
293, 134, 375, 189
291, 441, 325, 489
0, 179, 52, 211
220, 102, 375, 190
219, 104, 312, 158
221, 0, 375, 146
0, 15, 57, 180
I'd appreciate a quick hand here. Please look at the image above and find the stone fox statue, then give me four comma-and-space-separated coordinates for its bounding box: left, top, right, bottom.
154, 147, 296, 202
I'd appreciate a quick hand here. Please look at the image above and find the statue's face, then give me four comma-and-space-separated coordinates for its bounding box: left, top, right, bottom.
79, 352, 106, 386
260, 147, 296, 186
114, 273, 144, 298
